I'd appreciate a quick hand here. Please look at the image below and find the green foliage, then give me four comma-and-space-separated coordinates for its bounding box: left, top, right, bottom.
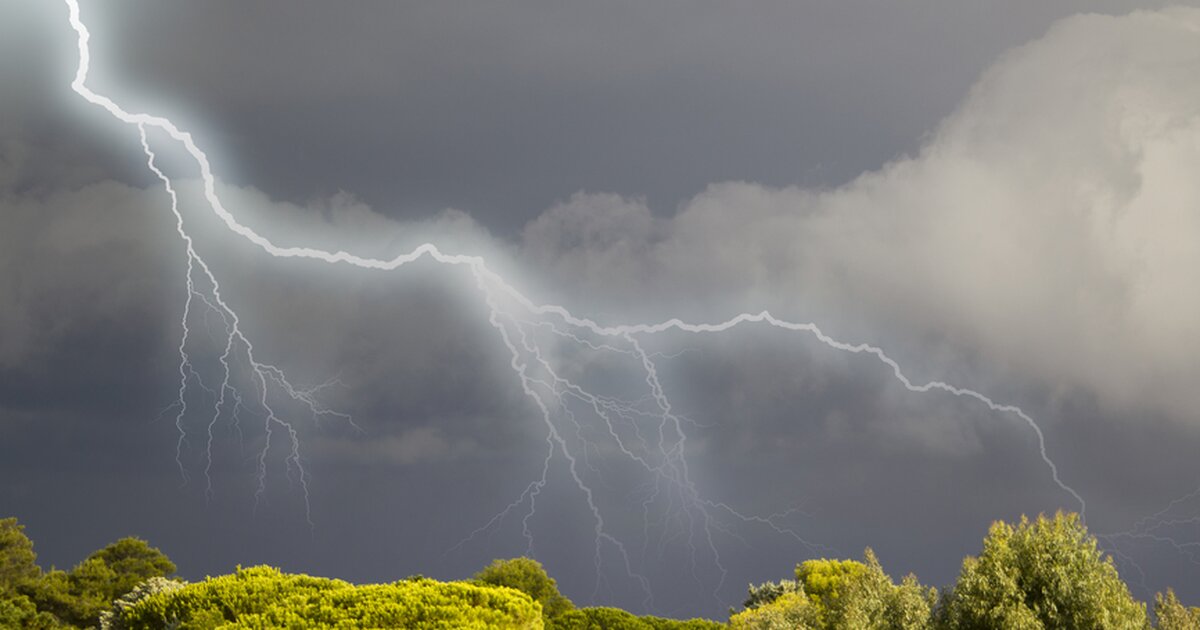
0, 521, 177, 629
729, 590, 820, 629
732, 549, 934, 630
20, 568, 76, 624
100, 577, 186, 630
7, 511, 1200, 630
937, 511, 1147, 630
81, 538, 177, 604
0, 517, 61, 627
820, 549, 934, 630
882, 574, 937, 630
796, 557, 868, 624
549, 606, 723, 629
50, 537, 178, 628
104, 565, 543, 629
0, 517, 41, 592
1155, 589, 1200, 630
742, 579, 801, 611
474, 557, 574, 619
0, 591, 64, 629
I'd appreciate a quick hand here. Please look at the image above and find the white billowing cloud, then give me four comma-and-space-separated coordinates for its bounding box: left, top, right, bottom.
516, 8, 1200, 424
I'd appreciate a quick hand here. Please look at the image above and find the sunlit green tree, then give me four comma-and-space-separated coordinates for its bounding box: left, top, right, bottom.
937, 511, 1147, 630
104, 566, 542, 629
826, 549, 934, 630
731, 549, 934, 630
1155, 589, 1200, 630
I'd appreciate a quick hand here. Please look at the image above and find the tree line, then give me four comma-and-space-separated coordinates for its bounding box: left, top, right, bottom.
1, 511, 1197, 629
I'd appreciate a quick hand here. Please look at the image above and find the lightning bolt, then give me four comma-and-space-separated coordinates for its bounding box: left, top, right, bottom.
62, 0, 1098, 609
1094, 483, 1200, 601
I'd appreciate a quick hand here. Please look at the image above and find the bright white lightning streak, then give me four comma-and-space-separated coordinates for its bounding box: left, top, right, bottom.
64, 0, 1091, 606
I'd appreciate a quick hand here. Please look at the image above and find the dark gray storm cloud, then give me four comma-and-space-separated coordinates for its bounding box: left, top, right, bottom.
4, 0, 1200, 620
52, 0, 1194, 231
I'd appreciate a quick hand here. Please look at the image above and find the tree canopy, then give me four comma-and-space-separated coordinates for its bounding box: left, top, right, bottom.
103, 565, 542, 629
473, 556, 575, 620
1155, 589, 1200, 630
0, 517, 40, 591
937, 511, 1147, 630
730, 548, 935, 630
2, 512, 1197, 629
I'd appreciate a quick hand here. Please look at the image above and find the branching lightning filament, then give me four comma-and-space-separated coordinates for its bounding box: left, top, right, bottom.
61, 0, 1114, 608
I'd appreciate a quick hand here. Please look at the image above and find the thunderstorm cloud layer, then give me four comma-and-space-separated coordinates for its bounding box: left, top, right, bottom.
3, 0, 1200, 618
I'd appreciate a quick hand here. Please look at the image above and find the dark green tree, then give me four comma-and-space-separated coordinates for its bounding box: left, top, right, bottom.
474, 557, 574, 620
0, 518, 63, 628
57, 538, 175, 628
937, 511, 1147, 630
0, 517, 41, 592
75, 538, 176, 605
21, 569, 75, 626
743, 578, 802, 611
550, 606, 723, 629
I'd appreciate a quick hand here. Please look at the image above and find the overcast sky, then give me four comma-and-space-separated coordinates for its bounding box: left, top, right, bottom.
3, 0, 1200, 619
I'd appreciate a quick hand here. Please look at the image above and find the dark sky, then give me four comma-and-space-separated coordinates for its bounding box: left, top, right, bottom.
4, 0, 1200, 620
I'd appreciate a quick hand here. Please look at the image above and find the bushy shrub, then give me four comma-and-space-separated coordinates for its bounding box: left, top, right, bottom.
474, 557, 574, 620
103, 565, 543, 629
549, 606, 723, 629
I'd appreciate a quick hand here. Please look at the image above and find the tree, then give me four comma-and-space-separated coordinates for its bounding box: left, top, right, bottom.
549, 606, 723, 630
75, 537, 176, 604
824, 549, 934, 630
796, 557, 868, 626
0, 592, 62, 629
729, 590, 820, 629
0, 517, 41, 592
1155, 589, 1200, 630
19, 537, 179, 629
19, 568, 74, 625
743, 579, 801, 611
474, 557, 574, 620
937, 511, 1147, 630
50, 537, 175, 628
0, 518, 63, 628
732, 550, 935, 630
